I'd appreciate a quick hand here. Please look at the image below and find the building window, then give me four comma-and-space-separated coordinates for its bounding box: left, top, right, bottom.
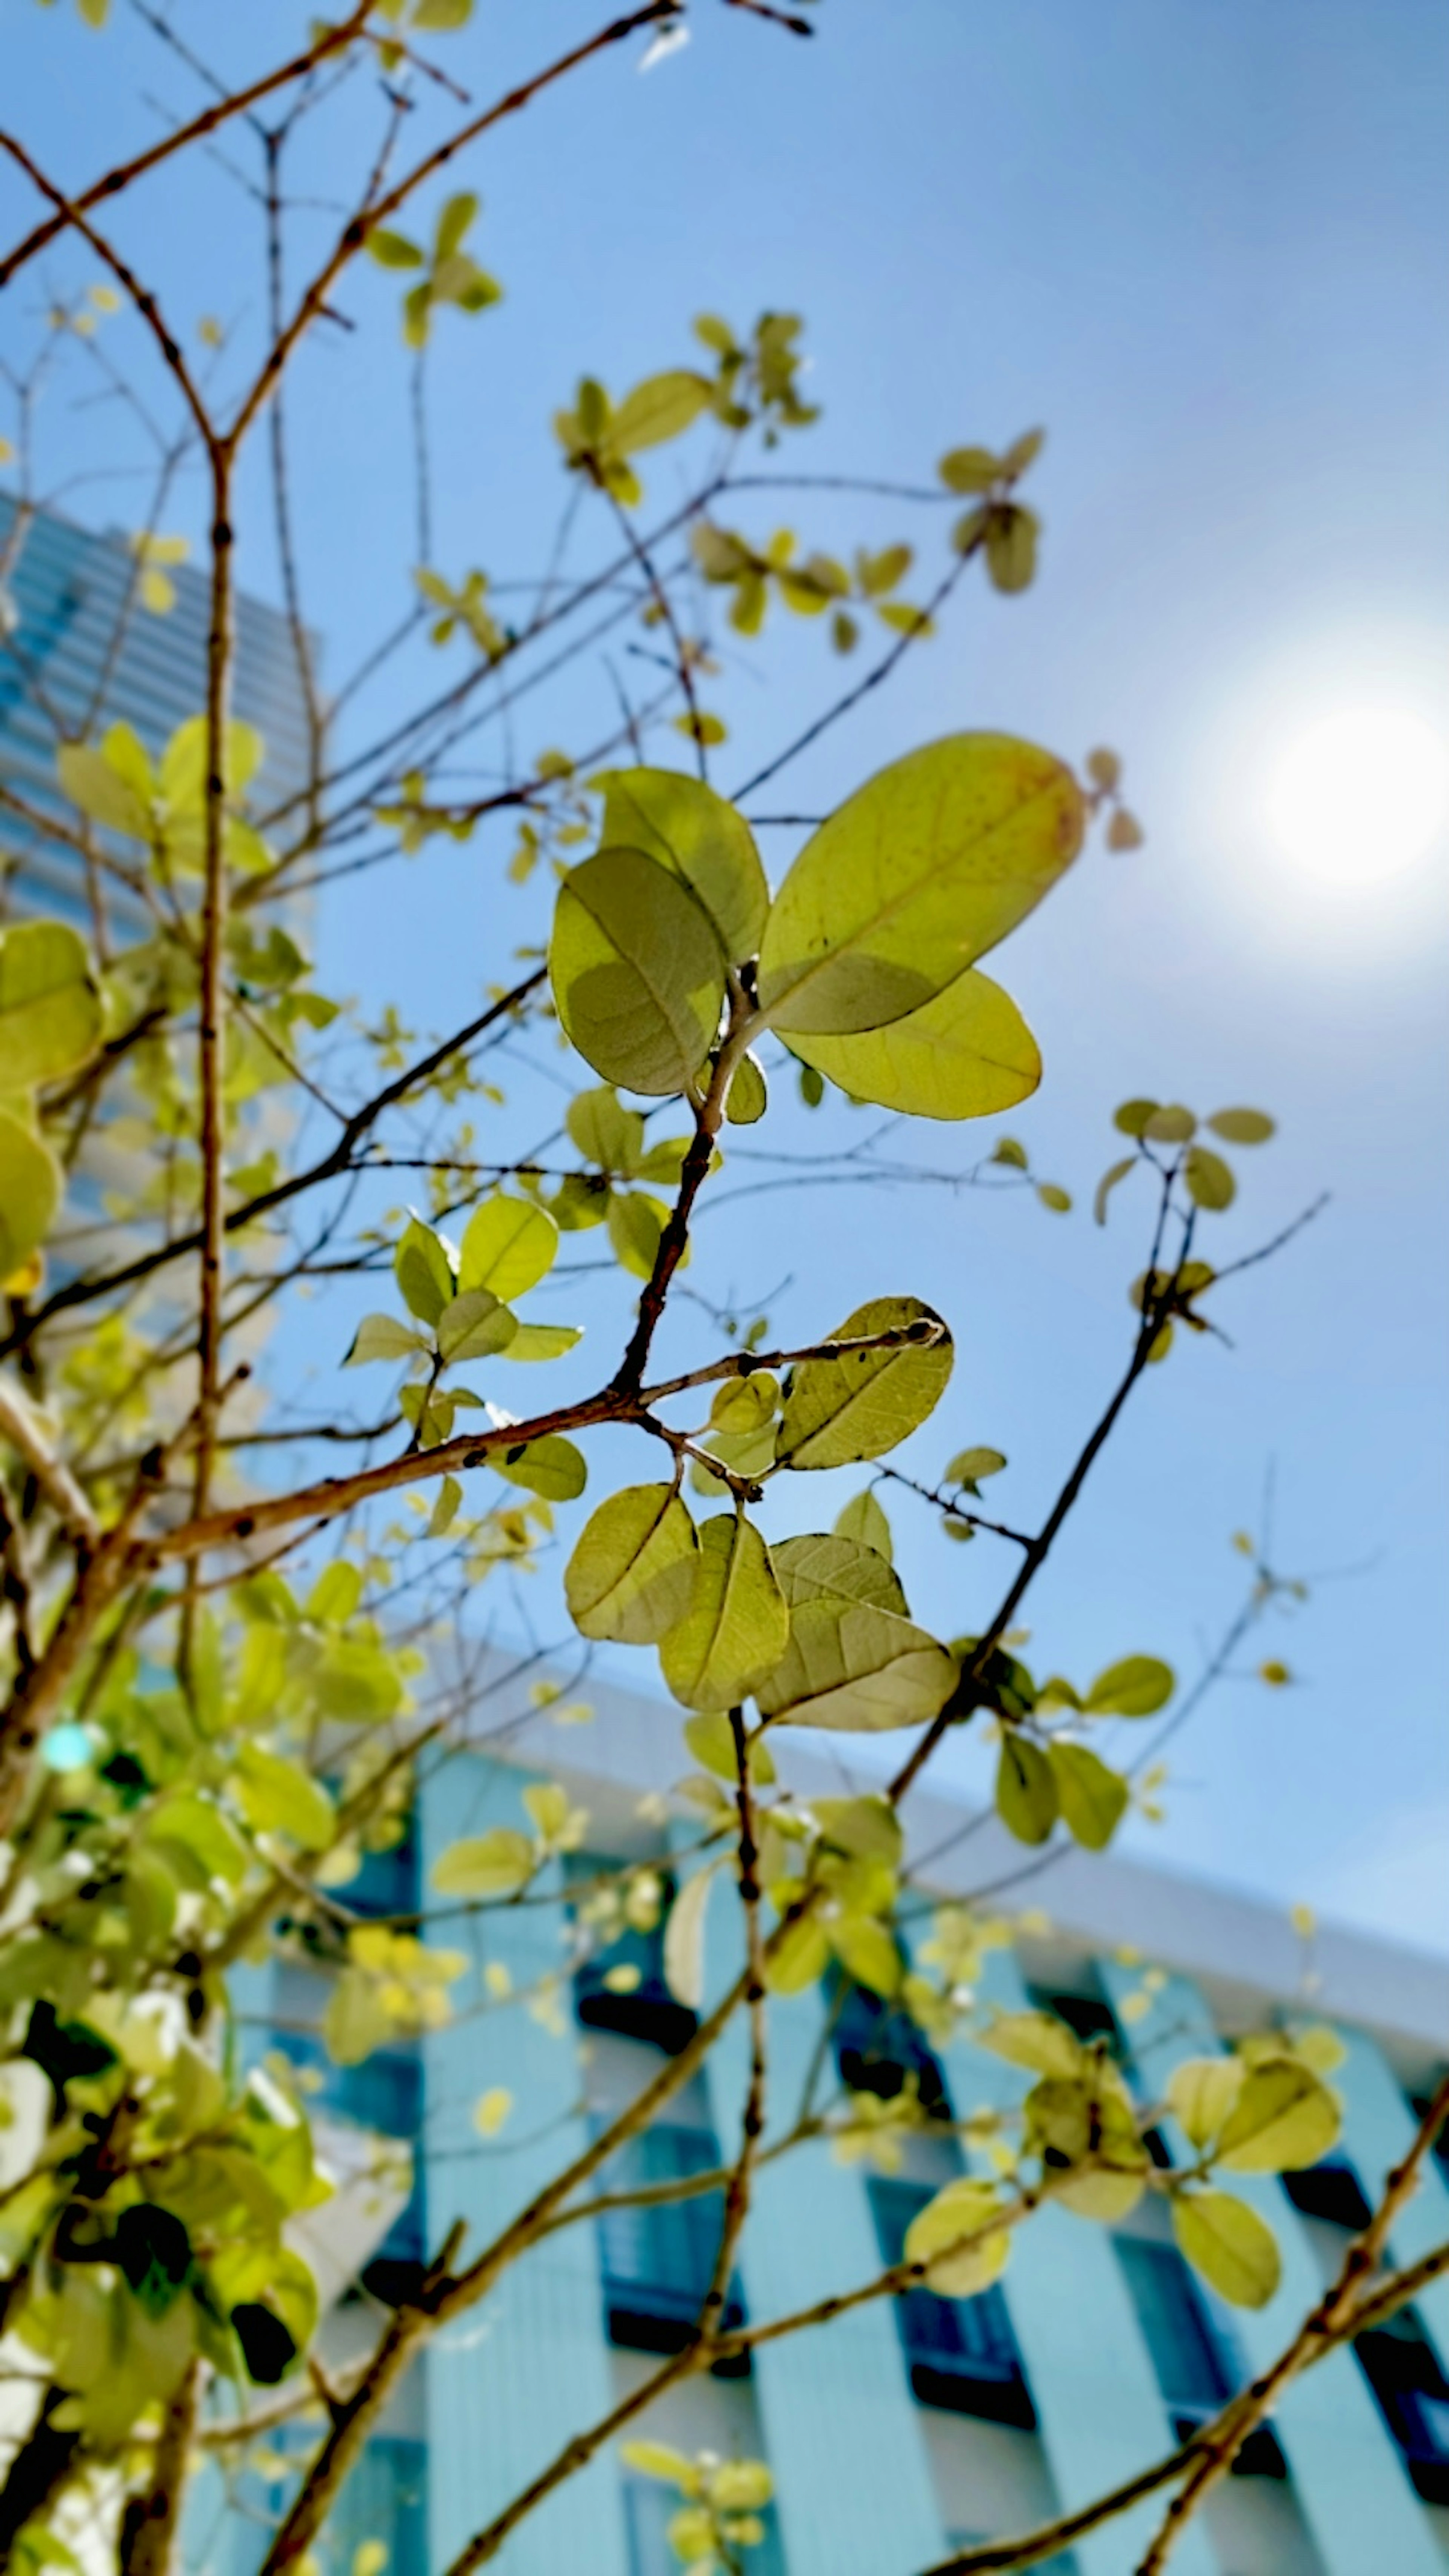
594, 2119, 748, 2371
1113, 2238, 1284, 2477
1281, 2159, 1449, 2502
867, 2177, 1036, 2428
833, 1973, 951, 2118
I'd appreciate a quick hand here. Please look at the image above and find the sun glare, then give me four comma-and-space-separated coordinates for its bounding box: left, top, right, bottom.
1268, 707, 1449, 886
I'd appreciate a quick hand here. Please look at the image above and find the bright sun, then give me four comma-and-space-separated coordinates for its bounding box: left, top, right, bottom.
1268, 707, 1449, 886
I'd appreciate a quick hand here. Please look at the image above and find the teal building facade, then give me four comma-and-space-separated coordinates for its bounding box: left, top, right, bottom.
234, 1677, 1449, 2576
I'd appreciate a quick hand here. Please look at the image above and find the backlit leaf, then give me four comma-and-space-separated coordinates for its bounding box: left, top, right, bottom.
904, 2178, 1011, 2297
776, 1295, 952, 1469
1084, 1655, 1174, 1718
1173, 2189, 1281, 2309
663, 1865, 716, 2009
593, 768, 769, 963
783, 966, 1040, 1122
344, 1313, 428, 1366
724, 1051, 768, 1124
0, 1110, 60, 1278
996, 1734, 1058, 1844
437, 1287, 518, 1363
431, 1827, 535, 1897
1049, 1741, 1128, 1850
756, 1533, 957, 1733
832, 1487, 893, 1562
608, 371, 714, 456
231, 1747, 335, 1853
757, 735, 1084, 1037
492, 1433, 586, 1502
1208, 1108, 1275, 1146
660, 1513, 789, 1712
1183, 1145, 1236, 1211
551, 846, 725, 1095
1166, 2056, 1244, 2151
395, 1217, 455, 1324
1216, 2059, 1341, 2173
0, 922, 102, 1088
458, 1196, 558, 1300
564, 1484, 698, 1643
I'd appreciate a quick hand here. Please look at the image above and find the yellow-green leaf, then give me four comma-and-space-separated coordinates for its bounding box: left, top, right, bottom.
551, 846, 725, 1096
663, 1865, 716, 2009
0, 1109, 60, 1278
1049, 1741, 1128, 1851
1165, 2056, 1244, 2151
458, 1196, 558, 1300
1215, 2059, 1341, 2174
607, 370, 714, 456
776, 1295, 952, 1470
0, 922, 102, 1088
757, 734, 1084, 1038
1207, 1107, 1275, 1145
231, 1747, 335, 1853
436, 1286, 518, 1363
783, 965, 1040, 1123
431, 1827, 535, 1897
660, 1513, 789, 1712
832, 1486, 893, 1562
756, 1533, 957, 1733
996, 1733, 1058, 1844
593, 767, 769, 964
1173, 2189, 1281, 2309
564, 1484, 698, 1644
492, 1434, 586, 1502
1084, 1655, 1174, 1718
904, 2178, 1011, 2297
724, 1051, 768, 1124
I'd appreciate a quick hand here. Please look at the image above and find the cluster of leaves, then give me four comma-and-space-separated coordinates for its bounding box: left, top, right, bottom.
554, 310, 818, 506
619, 2444, 776, 2576
366, 193, 502, 349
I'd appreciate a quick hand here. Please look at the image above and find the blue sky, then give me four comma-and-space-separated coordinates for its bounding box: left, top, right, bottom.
4, 0, 1447, 1950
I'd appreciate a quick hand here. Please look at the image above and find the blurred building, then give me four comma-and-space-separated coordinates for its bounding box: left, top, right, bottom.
0, 490, 312, 925
232, 1664, 1449, 2576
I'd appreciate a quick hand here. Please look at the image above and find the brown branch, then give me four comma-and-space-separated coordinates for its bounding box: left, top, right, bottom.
228, 3, 681, 451
1135, 2071, 1449, 2574
0, 1379, 100, 1549
0, 10, 373, 287
119, 2354, 200, 2576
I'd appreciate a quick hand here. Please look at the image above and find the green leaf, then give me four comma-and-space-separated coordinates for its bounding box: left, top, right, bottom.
1215, 2059, 1342, 2173
810, 1794, 902, 1867
776, 1295, 952, 1470
946, 1446, 1006, 1485
1183, 1145, 1236, 1212
1048, 1741, 1128, 1851
607, 1190, 669, 1283
566, 1086, 644, 1173
551, 847, 726, 1095
1084, 1655, 1174, 1718
1112, 1098, 1159, 1137
607, 370, 714, 456
783, 965, 1040, 1123
904, 2178, 1011, 2296
433, 190, 478, 262
996, 1733, 1058, 1844
492, 1434, 586, 1502
1208, 1107, 1275, 1146
978, 2011, 1086, 2080
725, 1052, 768, 1124
1143, 1103, 1196, 1144
564, 1484, 698, 1643
394, 1217, 455, 1324
764, 1916, 831, 1996
458, 1196, 558, 1300
1036, 1182, 1072, 1213
55, 734, 152, 838
1173, 2189, 1281, 2309
592, 768, 769, 963
984, 503, 1039, 594
755, 1533, 957, 1733
757, 735, 1084, 1038
832, 1487, 893, 1561
938, 446, 1001, 493
619, 2443, 694, 2487
436, 1286, 518, 1364
663, 1865, 716, 2010
0, 922, 102, 1088
428, 1475, 463, 1538
1165, 2056, 1244, 2151
660, 1514, 789, 1712
431, 1827, 535, 1897
147, 1795, 249, 1886
498, 1323, 583, 1363
0, 1109, 60, 1279
343, 1313, 428, 1367
366, 227, 425, 270
830, 1917, 901, 1998
230, 1747, 335, 1853
1094, 1157, 1136, 1226
324, 1970, 392, 2069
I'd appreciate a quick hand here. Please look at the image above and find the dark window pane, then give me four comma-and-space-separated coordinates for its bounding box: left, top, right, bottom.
594, 2120, 747, 2367
868, 2178, 1035, 2427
